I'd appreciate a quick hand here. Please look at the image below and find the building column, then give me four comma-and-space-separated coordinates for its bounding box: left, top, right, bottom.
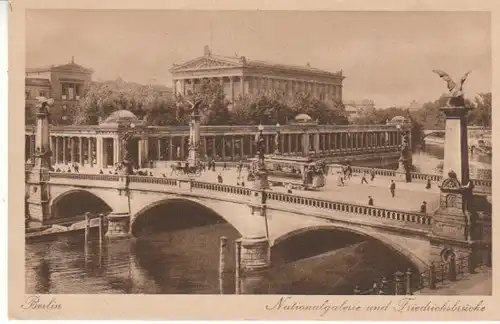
231, 136, 236, 160
54, 137, 59, 164
221, 136, 226, 160
61, 137, 66, 164
88, 137, 93, 167
229, 77, 235, 104
240, 76, 245, 98
239, 136, 244, 159
78, 137, 83, 165
172, 80, 177, 96
314, 133, 320, 153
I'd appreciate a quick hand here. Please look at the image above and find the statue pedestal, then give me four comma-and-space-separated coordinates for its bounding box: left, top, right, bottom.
105, 179, 132, 239
252, 168, 270, 190
106, 212, 132, 239
239, 237, 270, 273
395, 159, 411, 183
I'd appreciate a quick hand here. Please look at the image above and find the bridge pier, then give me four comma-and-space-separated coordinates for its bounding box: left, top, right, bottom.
105, 177, 132, 239
428, 104, 491, 267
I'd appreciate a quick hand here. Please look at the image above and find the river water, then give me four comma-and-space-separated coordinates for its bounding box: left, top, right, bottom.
25, 144, 491, 295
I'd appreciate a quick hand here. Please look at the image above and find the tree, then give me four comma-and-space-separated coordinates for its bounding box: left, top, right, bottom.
25, 105, 35, 125
468, 92, 491, 127
231, 90, 293, 125
67, 79, 175, 125
177, 79, 231, 125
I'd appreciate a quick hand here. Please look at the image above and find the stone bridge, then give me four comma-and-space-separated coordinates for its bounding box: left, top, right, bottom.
422, 126, 491, 143
29, 172, 473, 274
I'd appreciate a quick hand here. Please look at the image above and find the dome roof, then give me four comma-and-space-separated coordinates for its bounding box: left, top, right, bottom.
100, 110, 140, 126
295, 113, 313, 122
390, 116, 407, 122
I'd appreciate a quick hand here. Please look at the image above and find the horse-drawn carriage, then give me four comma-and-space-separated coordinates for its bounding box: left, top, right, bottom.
170, 161, 203, 177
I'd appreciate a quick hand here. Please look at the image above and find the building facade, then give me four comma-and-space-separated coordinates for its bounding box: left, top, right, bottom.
170, 46, 344, 106
25, 57, 94, 123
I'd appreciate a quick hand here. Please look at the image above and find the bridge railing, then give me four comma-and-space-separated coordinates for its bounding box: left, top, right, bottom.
49, 172, 120, 182
263, 190, 432, 226
128, 175, 177, 186
353, 247, 491, 295
329, 164, 491, 190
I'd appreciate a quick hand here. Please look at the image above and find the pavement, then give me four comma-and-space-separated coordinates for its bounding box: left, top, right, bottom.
54, 163, 440, 214
414, 266, 492, 295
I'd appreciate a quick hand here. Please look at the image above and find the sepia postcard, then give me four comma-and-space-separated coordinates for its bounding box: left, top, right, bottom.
8, 0, 500, 321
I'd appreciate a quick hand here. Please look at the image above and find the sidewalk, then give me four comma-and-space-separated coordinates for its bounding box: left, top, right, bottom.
414, 267, 492, 295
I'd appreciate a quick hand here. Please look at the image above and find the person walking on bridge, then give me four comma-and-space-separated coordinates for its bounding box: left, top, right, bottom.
368, 196, 374, 206
426, 178, 432, 190
370, 169, 375, 181
361, 172, 369, 184
420, 201, 427, 213
390, 180, 396, 198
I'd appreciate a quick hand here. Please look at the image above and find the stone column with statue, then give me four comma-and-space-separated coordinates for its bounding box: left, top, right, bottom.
395, 128, 412, 182
186, 99, 202, 167
428, 69, 491, 268
237, 124, 271, 274
26, 97, 54, 224
105, 125, 136, 239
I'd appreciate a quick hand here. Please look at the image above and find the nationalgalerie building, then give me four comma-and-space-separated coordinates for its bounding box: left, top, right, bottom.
170, 46, 345, 104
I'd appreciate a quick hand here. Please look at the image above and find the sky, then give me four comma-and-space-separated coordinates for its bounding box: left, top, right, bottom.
26, 10, 491, 108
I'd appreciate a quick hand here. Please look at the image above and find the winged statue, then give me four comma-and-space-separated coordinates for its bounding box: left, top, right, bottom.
35, 96, 55, 114
432, 70, 471, 107
185, 98, 203, 115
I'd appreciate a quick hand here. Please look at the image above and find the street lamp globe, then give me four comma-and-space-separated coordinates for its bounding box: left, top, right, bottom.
258, 124, 264, 132
276, 122, 280, 128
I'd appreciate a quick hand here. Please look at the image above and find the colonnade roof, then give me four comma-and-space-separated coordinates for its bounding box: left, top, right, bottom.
99, 110, 143, 127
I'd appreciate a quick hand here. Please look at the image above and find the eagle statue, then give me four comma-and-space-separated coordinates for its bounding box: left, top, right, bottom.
432, 70, 471, 107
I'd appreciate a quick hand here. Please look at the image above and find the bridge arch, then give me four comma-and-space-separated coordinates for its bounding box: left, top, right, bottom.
130, 197, 244, 237
272, 225, 428, 273
50, 189, 113, 221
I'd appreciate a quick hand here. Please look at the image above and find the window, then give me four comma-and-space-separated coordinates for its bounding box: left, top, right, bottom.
39, 90, 46, 97
25, 89, 31, 99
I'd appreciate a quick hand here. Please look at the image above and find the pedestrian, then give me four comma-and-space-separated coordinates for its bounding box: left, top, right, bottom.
426, 178, 431, 190
370, 169, 375, 181
212, 161, 216, 172
99, 169, 103, 174
217, 173, 223, 184
390, 180, 396, 198
420, 201, 427, 213
223, 162, 227, 170
361, 172, 368, 184
287, 183, 293, 194
241, 181, 245, 187
368, 196, 374, 206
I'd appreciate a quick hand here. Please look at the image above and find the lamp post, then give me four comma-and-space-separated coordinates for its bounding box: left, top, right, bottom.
120, 122, 136, 176
253, 123, 269, 190
396, 123, 411, 183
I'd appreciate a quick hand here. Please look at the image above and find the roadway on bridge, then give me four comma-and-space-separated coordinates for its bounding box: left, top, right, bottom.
54, 164, 441, 213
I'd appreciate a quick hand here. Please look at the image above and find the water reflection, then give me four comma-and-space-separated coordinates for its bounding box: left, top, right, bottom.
26, 225, 419, 295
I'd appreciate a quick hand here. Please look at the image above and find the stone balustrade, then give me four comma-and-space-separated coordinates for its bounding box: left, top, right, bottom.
48, 172, 432, 227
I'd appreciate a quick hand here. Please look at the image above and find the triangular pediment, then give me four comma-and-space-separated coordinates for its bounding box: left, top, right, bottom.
52, 63, 94, 74
171, 55, 242, 72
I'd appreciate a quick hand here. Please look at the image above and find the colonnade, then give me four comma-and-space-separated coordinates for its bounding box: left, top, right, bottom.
26, 129, 403, 168
174, 76, 342, 103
